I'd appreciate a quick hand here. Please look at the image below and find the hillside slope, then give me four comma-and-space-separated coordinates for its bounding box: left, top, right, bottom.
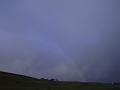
0, 71, 51, 89
0, 71, 120, 90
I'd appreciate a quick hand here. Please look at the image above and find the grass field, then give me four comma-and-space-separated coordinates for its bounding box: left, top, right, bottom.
0, 71, 120, 90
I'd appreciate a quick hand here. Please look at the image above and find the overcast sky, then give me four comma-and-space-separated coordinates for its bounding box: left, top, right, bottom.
0, 0, 120, 82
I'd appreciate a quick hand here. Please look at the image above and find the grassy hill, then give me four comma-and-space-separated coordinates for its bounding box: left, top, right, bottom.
0, 71, 120, 90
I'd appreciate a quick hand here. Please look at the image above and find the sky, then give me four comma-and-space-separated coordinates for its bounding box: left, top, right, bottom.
0, 0, 120, 82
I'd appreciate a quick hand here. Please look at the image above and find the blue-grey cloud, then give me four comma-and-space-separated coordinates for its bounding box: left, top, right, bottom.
0, 0, 120, 82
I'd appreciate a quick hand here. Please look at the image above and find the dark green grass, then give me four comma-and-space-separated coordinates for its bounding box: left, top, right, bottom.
0, 71, 120, 90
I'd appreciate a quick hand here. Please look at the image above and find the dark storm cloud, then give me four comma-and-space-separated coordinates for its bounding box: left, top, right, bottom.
0, 0, 120, 82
